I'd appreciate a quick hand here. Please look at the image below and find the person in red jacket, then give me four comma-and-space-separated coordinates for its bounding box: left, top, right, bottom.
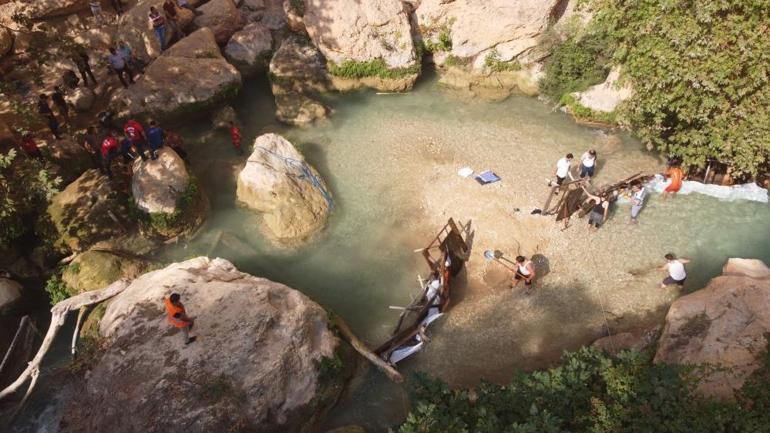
123, 119, 149, 160
20, 134, 45, 162
165, 293, 196, 345
101, 132, 120, 178
229, 121, 243, 155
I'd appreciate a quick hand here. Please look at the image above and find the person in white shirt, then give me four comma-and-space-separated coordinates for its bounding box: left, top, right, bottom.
660, 253, 690, 288
579, 149, 597, 178
554, 153, 573, 189
629, 184, 646, 223
511, 255, 536, 291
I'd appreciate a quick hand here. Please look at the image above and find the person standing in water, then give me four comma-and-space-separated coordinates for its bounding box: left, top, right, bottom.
511, 255, 536, 291
579, 149, 597, 179
629, 184, 647, 224
229, 121, 243, 155
165, 293, 196, 345
660, 253, 690, 288
662, 163, 683, 200
582, 187, 609, 232
553, 153, 573, 193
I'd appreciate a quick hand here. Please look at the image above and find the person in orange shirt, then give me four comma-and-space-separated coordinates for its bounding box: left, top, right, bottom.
662, 164, 684, 200
165, 293, 196, 345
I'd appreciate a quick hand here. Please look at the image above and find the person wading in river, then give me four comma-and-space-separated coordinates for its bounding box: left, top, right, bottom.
662, 163, 683, 200
660, 253, 690, 289
579, 149, 597, 179
165, 293, 196, 345
511, 255, 536, 292
553, 153, 573, 193
629, 184, 647, 224
582, 187, 610, 232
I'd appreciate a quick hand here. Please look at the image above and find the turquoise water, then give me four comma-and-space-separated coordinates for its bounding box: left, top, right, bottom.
9, 75, 769, 432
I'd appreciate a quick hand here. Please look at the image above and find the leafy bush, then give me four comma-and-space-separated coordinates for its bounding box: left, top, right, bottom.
0, 149, 61, 248
483, 49, 522, 73
539, 31, 613, 100
587, 0, 770, 175
424, 25, 453, 53
328, 58, 420, 79
560, 93, 617, 124
399, 342, 770, 433
44, 273, 71, 305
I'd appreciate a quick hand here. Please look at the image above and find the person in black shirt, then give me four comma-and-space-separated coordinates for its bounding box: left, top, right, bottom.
51, 86, 69, 123
38, 94, 62, 140
72, 50, 97, 86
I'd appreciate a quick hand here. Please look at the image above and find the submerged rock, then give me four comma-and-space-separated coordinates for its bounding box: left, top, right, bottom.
304, 0, 419, 91
62, 250, 147, 294
60, 257, 349, 433
0, 278, 22, 311
236, 133, 332, 244
131, 148, 190, 214
224, 21, 272, 76
211, 105, 238, 129
655, 258, 770, 399
110, 28, 242, 122
194, 0, 243, 44
269, 35, 331, 125
48, 169, 133, 252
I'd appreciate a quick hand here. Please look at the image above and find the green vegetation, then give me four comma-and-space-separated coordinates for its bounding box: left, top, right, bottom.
328, 58, 420, 80
0, 150, 61, 248
139, 177, 200, 234
559, 94, 617, 125
444, 55, 472, 68
44, 273, 71, 305
483, 49, 522, 73
539, 31, 613, 100
288, 0, 305, 17
424, 25, 453, 53
318, 354, 344, 383
399, 340, 770, 433
542, 0, 770, 176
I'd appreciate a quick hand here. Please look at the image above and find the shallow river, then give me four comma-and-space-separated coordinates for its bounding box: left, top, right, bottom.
12, 75, 770, 432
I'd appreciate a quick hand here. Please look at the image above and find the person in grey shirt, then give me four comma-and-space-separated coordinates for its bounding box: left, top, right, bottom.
108, 47, 134, 88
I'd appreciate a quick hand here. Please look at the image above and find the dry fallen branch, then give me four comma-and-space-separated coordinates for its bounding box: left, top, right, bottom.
0, 280, 130, 402
332, 316, 404, 384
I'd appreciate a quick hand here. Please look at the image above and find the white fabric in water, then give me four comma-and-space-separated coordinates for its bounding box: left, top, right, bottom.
389, 339, 424, 364
646, 175, 768, 203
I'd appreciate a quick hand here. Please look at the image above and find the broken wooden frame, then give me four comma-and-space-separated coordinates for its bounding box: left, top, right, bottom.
373, 218, 470, 369
541, 173, 654, 221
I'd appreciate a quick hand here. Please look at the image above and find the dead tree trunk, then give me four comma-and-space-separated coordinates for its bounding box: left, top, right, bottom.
332, 316, 404, 383
0, 280, 130, 402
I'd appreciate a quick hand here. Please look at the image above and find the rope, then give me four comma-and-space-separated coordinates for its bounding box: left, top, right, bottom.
248, 145, 334, 211
587, 234, 617, 354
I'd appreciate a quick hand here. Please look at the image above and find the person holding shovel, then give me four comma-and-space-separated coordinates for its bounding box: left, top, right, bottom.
512, 255, 536, 290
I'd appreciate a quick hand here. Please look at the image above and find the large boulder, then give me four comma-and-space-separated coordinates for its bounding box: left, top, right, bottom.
236, 133, 332, 244
194, 0, 243, 44
15, 0, 89, 19
62, 250, 147, 294
60, 257, 349, 433
269, 35, 331, 125
116, 0, 195, 61
131, 148, 190, 214
65, 86, 96, 112
48, 169, 132, 252
655, 258, 770, 399
416, 0, 564, 70
572, 66, 633, 113
43, 137, 95, 185
0, 278, 22, 311
304, 0, 415, 69
0, 26, 12, 57
223, 21, 272, 76
303, 0, 419, 91
110, 28, 242, 122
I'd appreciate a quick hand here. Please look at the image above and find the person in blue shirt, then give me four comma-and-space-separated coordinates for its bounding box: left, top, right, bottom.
146, 120, 164, 160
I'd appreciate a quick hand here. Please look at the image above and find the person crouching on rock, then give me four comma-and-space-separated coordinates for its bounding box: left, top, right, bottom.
165, 293, 196, 345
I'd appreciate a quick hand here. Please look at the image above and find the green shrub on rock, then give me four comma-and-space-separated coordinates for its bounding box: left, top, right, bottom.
328, 58, 420, 80
399, 342, 770, 433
